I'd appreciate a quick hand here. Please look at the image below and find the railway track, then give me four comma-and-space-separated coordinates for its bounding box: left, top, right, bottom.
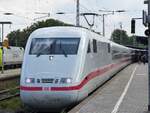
0, 69, 20, 91
0, 86, 20, 101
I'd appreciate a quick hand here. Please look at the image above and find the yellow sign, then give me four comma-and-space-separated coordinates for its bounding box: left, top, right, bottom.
2, 39, 9, 48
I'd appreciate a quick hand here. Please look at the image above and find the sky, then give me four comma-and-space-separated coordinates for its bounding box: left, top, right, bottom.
0, 0, 147, 41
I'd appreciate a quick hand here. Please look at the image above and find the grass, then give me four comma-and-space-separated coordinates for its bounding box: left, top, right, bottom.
9, 88, 20, 95
0, 97, 23, 111
0, 78, 19, 90
0, 79, 21, 111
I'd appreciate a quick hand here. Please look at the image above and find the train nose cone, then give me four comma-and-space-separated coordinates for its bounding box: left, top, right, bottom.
20, 91, 78, 111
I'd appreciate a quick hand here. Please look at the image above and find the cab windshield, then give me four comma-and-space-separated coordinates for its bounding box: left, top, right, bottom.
29, 38, 80, 56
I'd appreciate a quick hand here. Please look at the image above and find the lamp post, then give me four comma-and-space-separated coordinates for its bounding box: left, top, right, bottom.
76, 0, 80, 26
99, 10, 125, 37
0, 21, 12, 74
119, 22, 123, 44
57, 0, 80, 27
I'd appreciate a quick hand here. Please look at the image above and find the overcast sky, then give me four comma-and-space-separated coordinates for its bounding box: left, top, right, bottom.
0, 0, 147, 40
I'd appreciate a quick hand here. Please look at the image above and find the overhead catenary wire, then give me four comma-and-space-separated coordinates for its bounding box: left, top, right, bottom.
0, 0, 142, 36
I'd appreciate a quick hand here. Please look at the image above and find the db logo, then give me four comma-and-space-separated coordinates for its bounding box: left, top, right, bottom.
43, 87, 51, 91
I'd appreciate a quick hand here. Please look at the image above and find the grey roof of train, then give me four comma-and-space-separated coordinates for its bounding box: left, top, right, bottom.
30, 26, 130, 50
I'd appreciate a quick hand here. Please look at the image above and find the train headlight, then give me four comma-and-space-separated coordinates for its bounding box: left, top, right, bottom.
60, 78, 72, 84
25, 78, 35, 83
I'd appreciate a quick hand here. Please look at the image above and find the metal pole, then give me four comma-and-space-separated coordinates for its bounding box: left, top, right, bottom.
120, 22, 123, 44
148, 25, 150, 111
148, 0, 150, 110
76, 0, 80, 26
102, 14, 105, 37
1, 24, 4, 74
133, 36, 136, 47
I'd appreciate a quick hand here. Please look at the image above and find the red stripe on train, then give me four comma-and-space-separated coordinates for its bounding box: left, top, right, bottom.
51, 65, 109, 91
20, 58, 130, 91
20, 86, 42, 91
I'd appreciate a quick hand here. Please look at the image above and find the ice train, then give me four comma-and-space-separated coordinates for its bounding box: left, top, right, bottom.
20, 26, 134, 112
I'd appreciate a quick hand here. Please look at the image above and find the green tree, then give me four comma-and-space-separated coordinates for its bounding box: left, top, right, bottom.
111, 29, 130, 45
128, 35, 135, 46
7, 19, 71, 48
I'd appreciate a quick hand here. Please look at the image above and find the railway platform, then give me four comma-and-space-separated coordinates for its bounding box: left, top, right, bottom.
68, 63, 148, 113
0, 69, 21, 79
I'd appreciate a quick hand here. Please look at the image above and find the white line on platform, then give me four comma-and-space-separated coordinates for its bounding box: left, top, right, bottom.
136, 74, 146, 76
111, 65, 138, 113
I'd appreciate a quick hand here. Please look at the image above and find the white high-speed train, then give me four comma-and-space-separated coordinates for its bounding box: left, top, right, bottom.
20, 26, 133, 112
0, 46, 24, 68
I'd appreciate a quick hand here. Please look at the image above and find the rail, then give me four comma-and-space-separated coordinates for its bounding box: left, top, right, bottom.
0, 86, 20, 101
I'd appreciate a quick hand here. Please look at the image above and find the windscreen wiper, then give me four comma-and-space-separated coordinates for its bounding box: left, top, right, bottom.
36, 48, 48, 57
60, 41, 68, 57
36, 52, 42, 57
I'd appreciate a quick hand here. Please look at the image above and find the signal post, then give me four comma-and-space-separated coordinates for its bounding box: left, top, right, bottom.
143, 0, 150, 111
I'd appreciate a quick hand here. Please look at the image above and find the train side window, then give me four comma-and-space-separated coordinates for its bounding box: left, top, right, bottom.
87, 41, 91, 53
108, 43, 111, 53
97, 41, 100, 53
93, 39, 97, 53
